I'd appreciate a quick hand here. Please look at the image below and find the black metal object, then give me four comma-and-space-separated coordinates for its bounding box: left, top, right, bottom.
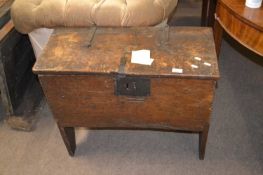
115, 76, 151, 97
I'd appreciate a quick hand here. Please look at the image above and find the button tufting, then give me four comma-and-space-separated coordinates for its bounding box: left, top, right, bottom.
11, 0, 178, 34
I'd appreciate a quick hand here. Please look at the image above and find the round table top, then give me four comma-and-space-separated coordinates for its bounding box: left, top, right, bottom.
220, 0, 263, 31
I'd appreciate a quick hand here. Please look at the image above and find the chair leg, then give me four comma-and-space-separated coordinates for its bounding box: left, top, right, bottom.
199, 124, 210, 160
57, 123, 76, 156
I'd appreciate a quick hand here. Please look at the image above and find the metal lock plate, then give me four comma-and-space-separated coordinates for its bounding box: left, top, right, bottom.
115, 76, 151, 97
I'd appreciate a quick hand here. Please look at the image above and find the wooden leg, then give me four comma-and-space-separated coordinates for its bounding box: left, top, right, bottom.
213, 19, 223, 58
201, 0, 217, 26
199, 124, 210, 160
57, 123, 76, 156
201, 0, 209, 26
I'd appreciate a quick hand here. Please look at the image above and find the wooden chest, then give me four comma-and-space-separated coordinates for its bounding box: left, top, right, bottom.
33, 27, 219, 159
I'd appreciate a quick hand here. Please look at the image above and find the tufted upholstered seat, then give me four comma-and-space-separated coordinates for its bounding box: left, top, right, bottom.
0, 0, 9, 8
11, 0, 178, 34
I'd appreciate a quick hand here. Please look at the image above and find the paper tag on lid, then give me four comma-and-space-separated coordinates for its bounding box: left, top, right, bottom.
131, 50, 154, 65
172, 68, 183, 73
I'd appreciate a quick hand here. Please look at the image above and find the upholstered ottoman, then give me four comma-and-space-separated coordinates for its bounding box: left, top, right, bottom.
11, 0, 178, 34
11, 0, 178, 58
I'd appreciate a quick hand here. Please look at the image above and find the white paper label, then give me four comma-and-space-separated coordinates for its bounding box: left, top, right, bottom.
191, 64, 199, 69
131, 50, 154, 65
194, 56, 202, 61
172, 68, 183, 73
204, 62, 211, 66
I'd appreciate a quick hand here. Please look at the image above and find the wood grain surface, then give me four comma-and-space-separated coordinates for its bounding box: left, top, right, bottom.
33, 27, 219, 80
40, 75, 215, 131
35, 27, 219, 159
215, 0, 263, 56
220, 0, 263, 31
0, 20, 13, 41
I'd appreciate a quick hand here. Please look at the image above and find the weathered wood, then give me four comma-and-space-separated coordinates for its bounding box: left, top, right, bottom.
0, 28, 19, 114
0, 20, 13, 40
40, 75, 215, 131
0, 58, 13, 115
57, 124, 76, 156
0, 29, 35, 110
34, 27, 219, 159
6, 78, 44, 131
33, 27, 219, 79
199, 124, 210, 160
0, 21, 43, 130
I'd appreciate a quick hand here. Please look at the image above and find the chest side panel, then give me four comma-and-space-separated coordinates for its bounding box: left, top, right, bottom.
40, 75, 215, 131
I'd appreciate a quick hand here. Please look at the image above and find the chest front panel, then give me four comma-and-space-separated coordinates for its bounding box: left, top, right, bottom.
40, 75, 215, 131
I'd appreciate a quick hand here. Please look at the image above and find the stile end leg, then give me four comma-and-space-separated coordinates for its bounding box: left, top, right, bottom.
57, 123, 76, 156
199, 124, 210, 160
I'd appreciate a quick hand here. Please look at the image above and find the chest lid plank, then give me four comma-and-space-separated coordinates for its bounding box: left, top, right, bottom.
33, 27, 219, 80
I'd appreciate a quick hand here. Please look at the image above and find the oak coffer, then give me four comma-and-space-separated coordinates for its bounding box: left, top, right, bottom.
33, 27, 220, 160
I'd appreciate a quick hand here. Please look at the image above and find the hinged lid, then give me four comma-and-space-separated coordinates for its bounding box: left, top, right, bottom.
33, 27, 219, 80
